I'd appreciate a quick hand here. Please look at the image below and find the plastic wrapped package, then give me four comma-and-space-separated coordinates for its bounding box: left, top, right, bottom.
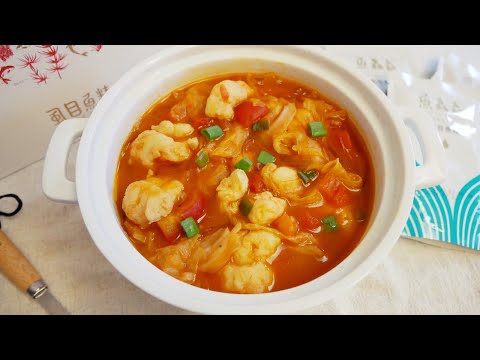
388, 69, 480, 250
433, 53, 480, 98
326, 45, 412, 94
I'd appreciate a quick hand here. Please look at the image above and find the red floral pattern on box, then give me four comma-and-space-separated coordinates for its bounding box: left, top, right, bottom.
0, 45, 103, 86
0, 45, 13, 62
0, 65, 14, 84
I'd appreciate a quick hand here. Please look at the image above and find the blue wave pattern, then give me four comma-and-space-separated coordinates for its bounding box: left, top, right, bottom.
402, 173, 480, 250
454, 175, 480, 249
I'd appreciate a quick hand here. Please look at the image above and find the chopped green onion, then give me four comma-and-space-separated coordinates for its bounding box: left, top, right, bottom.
201, 125, 224, 140
235, 157, 253, 172
180, 217, 200, 238
257, 150, 276, 165
252, 120, 270, 131
308, 122, 327, 138
239, 197, 254, 217
195, 151, 209, 168
297, 169, 319, 184
321, 215, 338, 233
304, 169, 318, 178
298, 172, 310, 184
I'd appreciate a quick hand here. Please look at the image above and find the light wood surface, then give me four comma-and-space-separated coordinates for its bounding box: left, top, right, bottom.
0, 229, 41, 293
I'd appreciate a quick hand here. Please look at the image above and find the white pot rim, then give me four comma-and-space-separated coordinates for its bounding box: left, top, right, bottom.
73, 45, 419, 314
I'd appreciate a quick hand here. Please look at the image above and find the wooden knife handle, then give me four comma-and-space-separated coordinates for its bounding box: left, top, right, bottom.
0, 229, 42, 293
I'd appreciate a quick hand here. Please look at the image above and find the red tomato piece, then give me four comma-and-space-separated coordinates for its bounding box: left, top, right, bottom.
327, 128, 366, 177
248, 172, 267, 193
317, 172, 352, 206
234, 101, 270, 127
273, 214, 299, 236
192, 116, 215, 129
298, 210, 321, 230
328, 129, 353, 155
317, 172, 341, 199
331, 183, 352, 206
177, 191, 206, 221
157, 214, 182, 242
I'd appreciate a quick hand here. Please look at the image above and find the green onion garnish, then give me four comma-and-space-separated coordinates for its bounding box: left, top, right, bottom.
234, 157, 253, 172
257, 150, 276, 165
201, 125, 224, 141
308, 122, 327, 138
297, 170, 319, 184
180, 217, 200, 238
252, 120, 270, 131
239, 197, 254, 216
321, 215, 338, 233
195, 151, 209, 169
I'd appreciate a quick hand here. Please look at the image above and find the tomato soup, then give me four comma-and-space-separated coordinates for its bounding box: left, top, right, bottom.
115, 73, 373, 294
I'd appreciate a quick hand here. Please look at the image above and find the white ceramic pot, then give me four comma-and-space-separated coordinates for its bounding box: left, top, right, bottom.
42, 45, 446, 314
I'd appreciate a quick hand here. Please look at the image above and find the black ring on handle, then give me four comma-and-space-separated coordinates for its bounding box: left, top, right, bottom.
0, 193, 23, 229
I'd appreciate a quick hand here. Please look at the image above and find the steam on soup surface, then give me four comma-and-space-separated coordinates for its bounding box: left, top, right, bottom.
115, 73, 373, 294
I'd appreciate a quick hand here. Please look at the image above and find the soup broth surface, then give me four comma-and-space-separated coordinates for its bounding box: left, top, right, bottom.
115, 73, 374, 294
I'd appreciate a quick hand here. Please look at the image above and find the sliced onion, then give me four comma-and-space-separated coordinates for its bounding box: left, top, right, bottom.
269, 103, 296, 134
198, 224, 242, 273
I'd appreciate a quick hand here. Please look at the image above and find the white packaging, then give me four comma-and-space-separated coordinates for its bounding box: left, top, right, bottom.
0, 45, 169, 179
388, 70, 480, 250
433, 53, 480, 98
325, 45, 412, 94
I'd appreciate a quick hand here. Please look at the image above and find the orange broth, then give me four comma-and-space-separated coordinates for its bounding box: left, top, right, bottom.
114, 73, 374, 293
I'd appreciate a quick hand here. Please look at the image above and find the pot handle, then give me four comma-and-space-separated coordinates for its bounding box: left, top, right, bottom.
398, 106, 447, 190
42, 118, 87, 203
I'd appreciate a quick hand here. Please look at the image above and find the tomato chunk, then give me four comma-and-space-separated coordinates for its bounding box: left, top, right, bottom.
298, 210, 321, 230
248, 172, 267, 193
157, 214, 182, 242
331, 184, 352, 206
192, 116, 215, 129
273, 214, 298, 236
328, 128, 366, 176
234, 101, 269, 127
157, 192, 205, 241
317, 172, 352, 206
328, 129, 353, 155
177, 191, 206, 221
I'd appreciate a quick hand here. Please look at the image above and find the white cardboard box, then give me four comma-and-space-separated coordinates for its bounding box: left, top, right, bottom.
0, 45, 169, 179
